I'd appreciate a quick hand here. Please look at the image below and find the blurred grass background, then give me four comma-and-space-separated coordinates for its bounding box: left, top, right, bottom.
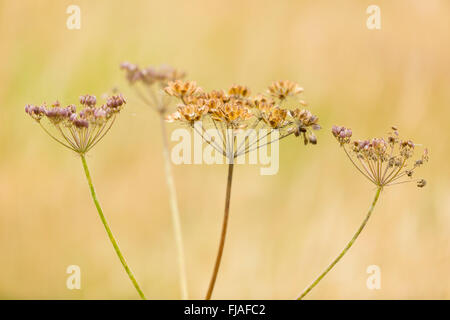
0, 0, 448, 299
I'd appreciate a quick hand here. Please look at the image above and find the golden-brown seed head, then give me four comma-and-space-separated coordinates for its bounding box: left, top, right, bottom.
166, 103, 209, 125
268, 80, 303, 100
251, 94, 275, 110
165, 81, 321, 149
261, 106, 289, 129
164, 80, 202, 99
209, 100, 252, 128
228, 85, 251, 98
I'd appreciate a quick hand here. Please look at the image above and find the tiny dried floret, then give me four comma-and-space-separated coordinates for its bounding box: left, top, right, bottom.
209, 101, 253, 128
417, 179, 427, 188
332, 125, 353, 145
120, 62, 141, 83
79, 94, 97, 107
261, 106, 289, 129
228, 85, 251, 99
164, 80, 202, 99
251, 95, 275, 110
268, 80, 304, 100
166, 103, 209, 125
106, 94, 126, 108
288, 109, 321, 144
207, 90, 232, 103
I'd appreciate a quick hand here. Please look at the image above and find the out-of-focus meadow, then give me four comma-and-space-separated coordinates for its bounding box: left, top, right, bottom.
0, 0, 449, 299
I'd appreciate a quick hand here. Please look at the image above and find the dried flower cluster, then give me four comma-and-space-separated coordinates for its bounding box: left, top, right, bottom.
25, 94, 126, 154
120, 62, 185, 113
332, 125, 428, 187
165, 80, 321, 158
267, 80, 304, 100
120, 62, 185, 86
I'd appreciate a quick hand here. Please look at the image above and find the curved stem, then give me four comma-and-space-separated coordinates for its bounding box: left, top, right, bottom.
297, 187, 382, 300
80, 154, 146, 300
159, 115, 189, 300
205, 162, 234, 300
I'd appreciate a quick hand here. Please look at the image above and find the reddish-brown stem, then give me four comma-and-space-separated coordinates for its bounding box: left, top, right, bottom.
205, 162, 234, 300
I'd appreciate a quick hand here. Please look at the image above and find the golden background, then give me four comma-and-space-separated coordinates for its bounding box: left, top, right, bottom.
0, 0, 448, 299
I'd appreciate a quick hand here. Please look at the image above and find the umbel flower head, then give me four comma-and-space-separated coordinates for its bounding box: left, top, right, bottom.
267, 80, 303, 100
165, 80, 320, 159
332, 125, 429, 188
120, 61, 185, 113
25, 94, 126, 154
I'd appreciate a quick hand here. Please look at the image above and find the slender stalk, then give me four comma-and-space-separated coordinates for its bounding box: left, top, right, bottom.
80, 154, 146, 300
297, 187, 382, 300
205, 162, 234, 300
159, 115, 189, 300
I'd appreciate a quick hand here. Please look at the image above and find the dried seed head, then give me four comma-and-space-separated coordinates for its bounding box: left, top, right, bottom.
287, 109, 321, 145
25, 94, 126, 154
120, 62, 185, 86
79, 94, 97, 107
333, 126, 429, 188
166, 103, 209, 125
251, 95, 275, 110
164, 80, 202, 99
228, 85, 251, 98
400, 140, 415, 159
308, 132, 317, 145
106, 94, 126, 108
165, 80, 321, 159
120, 62, 141, 83
417, 179, 427, 188
261, 106, 289, 129
200, 90, 228, 101
332, 125, 353, 145
25, 104, 44, 121
120, 62, 186, 113
268, 80, 303, 100
205, 98, 253, 129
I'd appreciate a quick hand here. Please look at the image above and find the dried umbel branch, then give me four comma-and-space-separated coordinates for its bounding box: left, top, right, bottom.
297, 126, 429, 300
25, 94, 146, 299
165, 80, 321, 160
331, 125, 428, 187
120, 62, 189, 299
120, 61, 185, 114
121, 62, 185, 86
166, 80, 320, 300
25, 94, 126, 155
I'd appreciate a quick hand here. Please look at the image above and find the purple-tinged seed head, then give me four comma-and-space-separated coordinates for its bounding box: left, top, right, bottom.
79, 94, 97, 107
67, 104, 77, 114
73, 118, 89, 129
94, 108, 107, 118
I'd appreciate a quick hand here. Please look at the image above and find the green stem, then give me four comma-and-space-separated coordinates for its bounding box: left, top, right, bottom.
297, 187, 382, 300
80, 154, 146, 300
205, 162, 234, 300
159, 115, 189, 300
